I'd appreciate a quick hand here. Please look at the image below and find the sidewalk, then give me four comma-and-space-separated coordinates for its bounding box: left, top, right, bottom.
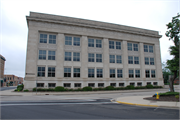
116, 96, 180, 109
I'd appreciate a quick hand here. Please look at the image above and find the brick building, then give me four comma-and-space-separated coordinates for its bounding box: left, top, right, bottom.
0, 55, 6, 87
4, 75, 23, 86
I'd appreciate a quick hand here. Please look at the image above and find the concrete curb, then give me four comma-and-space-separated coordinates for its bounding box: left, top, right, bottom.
116, 101, 179, 109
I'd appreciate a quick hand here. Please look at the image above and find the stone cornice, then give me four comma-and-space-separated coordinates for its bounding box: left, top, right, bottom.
26, 13, 162, 38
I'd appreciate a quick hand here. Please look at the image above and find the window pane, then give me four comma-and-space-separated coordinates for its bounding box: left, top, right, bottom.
65, 52, 71, 61
110, 55, 115, 63
37, 67, 45, 77
64, 68, 71, 77
133, 44, 138, 51
116, 55, 122, 63
128, 43, 132, 51
40, 34, 47, 43
97, 69, 103, 78
88, 53, 94, 62
74, 37, 80, 46
129, 70, 134, 78
88, 39, 94, 47
110, 69, 115, 78
39, 50, 46, 60
49, 35, 56, 44
145, 57, 149, 65
96, 54, 102, 62
150, 58, 154, 65
145, 70, 150, 78
135, 70, 140, 78
96, 39, 102, 48
128, 56, 133, 64
134, 57, 139, 64
88, 68, 94, 77
65, 36, 72, 45
149, 46, 153, 53
48, 51, 55, 60
144, 45, 148, 52
73, 52, 80, 61
117, 69, 123, 78
116, 42, 121, 50
109, 41, 114, 49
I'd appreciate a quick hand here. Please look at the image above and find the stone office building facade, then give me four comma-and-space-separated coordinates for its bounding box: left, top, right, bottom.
24, 12, 163, 90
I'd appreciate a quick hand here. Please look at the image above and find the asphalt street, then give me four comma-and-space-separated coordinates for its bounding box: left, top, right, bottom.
0, 86, 16, 91
1, 100, 179, 119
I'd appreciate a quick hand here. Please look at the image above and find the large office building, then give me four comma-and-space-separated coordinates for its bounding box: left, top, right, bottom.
24, 12, 163, 90
0, 54, 6, 87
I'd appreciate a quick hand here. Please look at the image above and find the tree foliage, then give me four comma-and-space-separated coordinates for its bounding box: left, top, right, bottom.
165, 13, 180, 92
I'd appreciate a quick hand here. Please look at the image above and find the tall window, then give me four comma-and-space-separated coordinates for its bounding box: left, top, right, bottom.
144, 45, 148, 52
116, 55, 122, 63
39, 50, 46, 60
48, 67, 55, 77
128, 56, 133, 64
150, 58, 154, 65
110, 55, 115, 63
151, 70, 156, 78
96, 54, 102, 62
88, 39, 94, 47
96, 39, 102, 48
88, 53, 94, 62
64, 68, 71, 77
145, 57, 149, 65
129, 69, 134, 78
49, 35, 56, 44
109, 41, 114, 49
149, 45, 153, 53
73, 37, 80, 46
135, 70, 140, 78
116, 42, 121, 50
117, 69, 123, 78
74, 68, 80, 77
65, 36, 72, 45
97, 69, 103, 78
37, 67, 45, 77
88, 68, 94, 78
110, 69, 115, 78
65, 52, 71, 61
73, 52, 80, 61
134, 56, 139, 64
127, 43, 132, 51
48, 51, 55, 60
145, 70, 150, 78
133, 44, 138, 51
40, 34, 47, 43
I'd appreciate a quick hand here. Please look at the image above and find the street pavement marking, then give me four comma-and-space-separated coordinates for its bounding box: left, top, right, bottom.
116, 101, 158, 107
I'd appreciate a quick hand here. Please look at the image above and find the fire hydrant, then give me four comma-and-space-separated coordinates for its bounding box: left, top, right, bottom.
155, 92, 159, 99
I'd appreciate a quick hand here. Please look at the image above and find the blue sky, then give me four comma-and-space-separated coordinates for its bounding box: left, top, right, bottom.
0, 0, 179, 78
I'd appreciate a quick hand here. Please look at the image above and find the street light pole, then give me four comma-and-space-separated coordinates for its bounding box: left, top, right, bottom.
36, 79, 37, 95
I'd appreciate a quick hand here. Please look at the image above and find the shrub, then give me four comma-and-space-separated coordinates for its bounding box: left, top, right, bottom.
14, 89, 17, 91
24, 89, 29, 92
159, 92, 179, 96
146, 84, 153, 89
125, 85, 135, 89
105, 86, 114, 90
17, 84, 24, 91
93, 88, 99, 91
82, 86, 92, 91
55, 86, 65, 91
175, 95, 179, 99
33, 88, 36, 92
47, 88, 55, 91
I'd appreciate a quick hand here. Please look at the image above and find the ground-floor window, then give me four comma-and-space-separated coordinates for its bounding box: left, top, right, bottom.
137, 82, 142, 86
130, 82, 135, 86
88, 83, 95, 87
110, 83, 116, 87
98, 83, 104, 87
48, 83, 56, 87
153, 82, 158, 86
64, 83, 71, 87
119, 83, 124, 87
74, 83, 81, 87
147, 82, 151, 85
37, 83, 44, 87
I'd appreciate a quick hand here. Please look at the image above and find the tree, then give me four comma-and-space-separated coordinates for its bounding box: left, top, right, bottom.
162, 62, 172, 84
165, 13, 180, 92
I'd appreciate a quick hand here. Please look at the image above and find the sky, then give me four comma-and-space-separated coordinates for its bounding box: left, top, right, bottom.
0, 0, 179, 78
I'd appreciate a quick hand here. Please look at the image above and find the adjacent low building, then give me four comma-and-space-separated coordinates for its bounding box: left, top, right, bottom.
0, 55, 6, 87
24, 12, 163, 90
4, 75, 23, 86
